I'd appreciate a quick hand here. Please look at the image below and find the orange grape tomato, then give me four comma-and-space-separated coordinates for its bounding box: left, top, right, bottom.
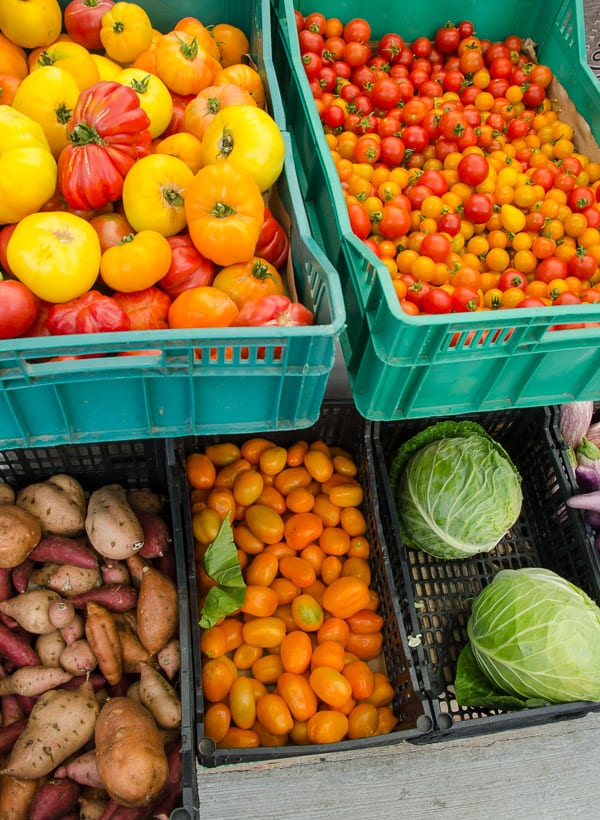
279, 555, 317, 589
285, 487, 316, 513
244, 551, 279, 586
342, 659, 375, 700
310, 639, 346, 672
219, 617, 244, 652
232, 468, 265, 507
375, 705, 399, 735
270, 577, 300, 605
331, 454, 358, 478
289, 720, 310, 745
274, 603, 297, 633
347, 536, 371, 559
312, 494, 342, 527
244, 504, 285, 545
206, 488, 237, 521
232, 642, 263, 671
204, 701, 231, 742
321, 576, 372, 619
251, 653, 285, 685
217, 726, 260, 749
204, 442, 241, 467
242, 616, 286, 648
279, 629, 313, 674
306, 710, 349, 744
214, 458, 252, 489
277, 671, 318, 722
201, 657, 236, 702
255, 692, 294, 736
346, 609, 384, 635
347, 702, 379, 739
252, 719, 289, 748
328, 483, 364, 508
259, 445, 288, 476
273, 466, 312, 496
199, 625, 228, 658
303, 449, 335, 483
291, 593, 324, 632
233, 524, 265, 556
341, 556, 372, 586
283, 512, 324, 551
366, 672, 396, 707
340, 506, 367, 537
345, 630, 383, 661
319, 526, 351, 557
320, 554, 343, 586
300, 543, 326, 575
286, 440, 310, 467
229, 675, 257, 730
240, 584, 279, 617
309, 666, 353, 708
186, 452, 216, 489
303, 578, 326, 605
256, 485, 287, 515
192, 507, 222, 545
240, 437, 276, 464
317, 616, 350, 646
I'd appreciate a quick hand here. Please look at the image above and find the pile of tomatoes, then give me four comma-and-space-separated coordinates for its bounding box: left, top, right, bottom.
295, 11, 600, 315
190, 435, 399, 748
0, 0, 313, 342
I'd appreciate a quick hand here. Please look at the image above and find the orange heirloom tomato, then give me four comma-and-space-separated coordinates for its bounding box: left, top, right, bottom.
211, 23, 250, 67
213, 257, 286, 309
184, 83, 256, 142
0, 33, 28, 79
174, 16, 221, 61
154, 131, 204, 175
168, 285, 239, 328
0, 0, 62, 49
100, 230, 172, 292
154, 30, 221, 96
0, 73, 20, 106
213, 63, 266, 109
29, 40, 100, 91
184, 163, 264, 267
100, 2, 154, 65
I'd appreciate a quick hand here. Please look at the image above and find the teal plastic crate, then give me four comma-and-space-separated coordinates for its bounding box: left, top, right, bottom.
270, 0, 600, 420
0, 4, 345, 448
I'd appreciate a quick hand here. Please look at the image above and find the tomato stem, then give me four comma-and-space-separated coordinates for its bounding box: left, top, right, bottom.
217, 129, 234, 158
69, 122, 107, 147
211, 201, 236, 218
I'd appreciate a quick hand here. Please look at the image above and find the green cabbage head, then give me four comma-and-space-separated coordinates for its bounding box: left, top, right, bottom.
389, 421, 522, 559
466, 567, 600, 703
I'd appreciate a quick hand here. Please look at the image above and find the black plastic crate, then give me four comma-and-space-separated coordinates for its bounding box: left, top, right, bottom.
168, 402, 434, 766
371, 406, 600, 740
0, 440, 197, 818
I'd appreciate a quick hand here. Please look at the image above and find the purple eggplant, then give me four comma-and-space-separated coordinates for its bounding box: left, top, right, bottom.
559, 401, 594, 449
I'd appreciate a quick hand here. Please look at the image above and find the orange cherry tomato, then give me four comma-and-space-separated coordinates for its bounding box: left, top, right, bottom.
306, 710, 349, 744
255, 692, 294, 736
321, 576, 372, 619
229, 675, 257, 730
283, 512, 325, 551
277, 671, 318, 722
309, 666, 353, 708
279, 629, 313, 674
291, 593, 324, 632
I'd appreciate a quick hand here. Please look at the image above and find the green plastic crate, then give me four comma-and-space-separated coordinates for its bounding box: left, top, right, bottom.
0, 3, 345, 448
270, 0, 600, 420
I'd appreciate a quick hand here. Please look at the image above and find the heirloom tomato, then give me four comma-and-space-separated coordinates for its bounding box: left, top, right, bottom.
100, 1, 153, 65
99, 230, 172, 292
154, 30, 221, 97
212, 257, 286, 308
7, 211, 101, 303
12, 66, 81, 157
210, 23, 250, 67
168, 286, 239, 328
112, 286, 171, 330
115, 67, 173, 139
159, 234, 216, 298
213, 64, 266, 109
64, 0, 115, 51
0, 33, 28, 79
233, 295, 314, 327
0, 106, 57, 224
121, 153, 193, 236
46, 289, 129, 334
201, 105, 285, 192
154, 132, 204, 174
0, 280, 38, 339
0, 0, 62, 49
58, 80, 151, 211
183, 83, 256, 142
184, 163, 264, 266
254, 208, 289, 269
28, 40, 100, 92
173, 16, 221, 61
90, 52, 122, 81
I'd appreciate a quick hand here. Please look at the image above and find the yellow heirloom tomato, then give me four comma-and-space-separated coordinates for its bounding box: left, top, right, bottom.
0, 106, 57, 224
115, 67, 173, 139
100, 2, 154, 65
121, 153, 193, 236
100, 230, 172, 292
91, 53, 123, 82
7, 212, 101, 302
0, 0, 62, 50
200, 105, 285, 193
28, 40, 100, 92
12, 66, 80, 157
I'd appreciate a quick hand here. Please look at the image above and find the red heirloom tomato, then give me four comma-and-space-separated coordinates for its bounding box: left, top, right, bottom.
233, 295, 314, 327
46, 290, 131, 334
63, 0, 115, 51
212, 257, 286, 308
159, 234, 217, 298
112, 287, 172, 330
0, 279, 38, 339
254, 208, 290, 269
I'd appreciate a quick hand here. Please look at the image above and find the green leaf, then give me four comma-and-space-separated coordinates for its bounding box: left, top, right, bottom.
199, 516, 246, 629
454, 642, 547, 709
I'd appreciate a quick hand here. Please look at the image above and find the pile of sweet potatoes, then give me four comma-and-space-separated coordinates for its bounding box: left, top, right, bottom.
0, 475, 183, 819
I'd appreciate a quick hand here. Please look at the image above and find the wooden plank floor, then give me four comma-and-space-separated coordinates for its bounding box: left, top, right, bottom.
194, 5, 600, 817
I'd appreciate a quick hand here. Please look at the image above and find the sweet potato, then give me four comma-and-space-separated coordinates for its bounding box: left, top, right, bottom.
30, 535, 99, 570
78, 791, 109, 820
0, 771, 42, 820
3, 679, 100, 779
16, 475, 86, 538
60, 613, 85, 646
127, 489, 164, 516
29, 777, 81, 820
59, 638, 98, 676
136, 512, 172, 559
48, 599, 76, 630
0, 567, 13, 601
0, 479, 15, 505
11, 558, 33, 593
100, 560, 131, 586
157, 638, 180, 680
0, 503, 42, 569
85, 485, 145, 560
67, 584, 138, 612
26, 562, 61, 590
138, 662, 181, 729
46, 564, 102, 598
136, 566, 178, 655
0, 718, 27, 756
0, 665, 73, 697
94, 697, 169, 808
35, 630, 67, 668
84, 601, 122, 685
0, 590, 64, 635
55, 750, 104, 789
125, 553, 150, 588
112, 613, 153, 674
0, 622, 40, 666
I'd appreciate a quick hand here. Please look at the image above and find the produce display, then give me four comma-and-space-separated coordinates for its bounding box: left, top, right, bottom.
455, 567, 600, 706
388, 420, 523, 559
0, 0, 315, 341
0, 474, 183, 817
188, 435, 400, 749
293, 10, 600, 316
